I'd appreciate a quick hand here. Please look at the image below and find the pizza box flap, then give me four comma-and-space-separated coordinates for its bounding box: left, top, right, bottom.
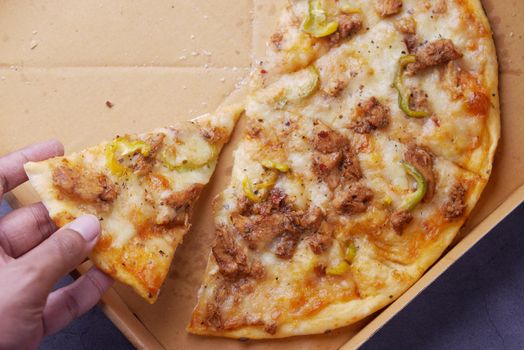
0, 0, 522, 349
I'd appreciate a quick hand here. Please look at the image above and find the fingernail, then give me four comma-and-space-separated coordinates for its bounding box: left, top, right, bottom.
67, 215, 100, 242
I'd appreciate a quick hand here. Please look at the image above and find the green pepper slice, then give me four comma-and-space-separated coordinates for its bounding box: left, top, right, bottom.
394, 55, 430, 118
303, 0, 339, 38
400, 160, 427, 211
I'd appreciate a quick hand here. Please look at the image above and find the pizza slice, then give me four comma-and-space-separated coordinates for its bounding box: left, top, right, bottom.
24, 102, 243, 303
188, 111, 486, 338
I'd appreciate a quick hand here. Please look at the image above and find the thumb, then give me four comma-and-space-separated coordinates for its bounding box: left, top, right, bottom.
16, 215, 101, 299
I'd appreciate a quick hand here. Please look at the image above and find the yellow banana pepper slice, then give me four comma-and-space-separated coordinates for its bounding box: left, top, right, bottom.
303, 0, 339, 38
261, 160, 290, 173
345, 241, 357, 263
105, 137, 151, 176
326, 261, 350, 275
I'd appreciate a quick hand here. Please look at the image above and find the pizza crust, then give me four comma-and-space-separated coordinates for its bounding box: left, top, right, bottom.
462, 0, 500, 179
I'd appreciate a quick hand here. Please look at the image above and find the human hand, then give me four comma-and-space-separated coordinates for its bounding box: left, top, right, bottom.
0, 141, 114, 350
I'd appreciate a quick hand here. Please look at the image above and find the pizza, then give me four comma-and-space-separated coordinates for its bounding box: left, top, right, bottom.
24, 102, 243, 303
188, 0, 499, 338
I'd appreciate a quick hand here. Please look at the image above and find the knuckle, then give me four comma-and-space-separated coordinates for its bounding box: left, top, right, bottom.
62, 289, 80, 321
0, 172, 7, 195
0, 226, 14, 256
85, 272, 105, 299
30, 203, 56, 240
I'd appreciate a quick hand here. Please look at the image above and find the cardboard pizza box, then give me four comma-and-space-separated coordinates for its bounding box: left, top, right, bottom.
0, 0, 522, 348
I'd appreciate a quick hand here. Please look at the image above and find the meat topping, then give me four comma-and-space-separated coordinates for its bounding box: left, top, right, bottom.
233, 189, 325, 260
273, 231, 300, 259
351, 97, 390, 134
391, 210, 413, 233
307, 232, 332, 255
333, 182, 373, 215
405, 144, 435, 202
312, 122, 362, 189
340, 151, 363, 182
375, 0, 403, 17
131, 133, 165, 176
406, 39, 462, 75
395, 16, 416, 34
232, 212, 293, 251
404, 34, 419, 54
432, 0, 447, 14
313, 124, 348, 154
329, 13, 363, 44
297, 206, 324, 231
395, 17, 418, 53
52, 162, 118, 207
212, 225, 265, 280
243, 188, 288, 216
313, 152, 343, 175
442, 183, 467, 220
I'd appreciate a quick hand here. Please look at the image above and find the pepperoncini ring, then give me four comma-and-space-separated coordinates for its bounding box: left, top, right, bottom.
242, 176, 262, 203
290, 66, 320, 100
394, 55, 430, 118
160, 148, 177, 171
326, 261, 350, 276
105, 137, 151, 176
276, 66, 319, 108
161, 144, 217, 172
261, 159, 290, 173
303, 0, 339, 38
400, 160, 427, 211
340, 6, 362, 14
345, 242, 357, 263
242, 170, 280, 203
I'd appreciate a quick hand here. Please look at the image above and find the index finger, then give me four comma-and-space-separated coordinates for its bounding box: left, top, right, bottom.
0, 140, 64, 195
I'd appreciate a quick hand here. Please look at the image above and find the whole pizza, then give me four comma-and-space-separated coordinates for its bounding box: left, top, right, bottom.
25, 0, 499, 341
188, 0, 499, 338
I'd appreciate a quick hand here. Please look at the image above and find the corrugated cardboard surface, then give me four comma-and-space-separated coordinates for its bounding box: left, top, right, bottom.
0, 0, 522, 349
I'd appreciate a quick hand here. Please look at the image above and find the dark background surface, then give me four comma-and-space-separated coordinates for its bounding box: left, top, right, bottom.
31, 202, 524, 350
